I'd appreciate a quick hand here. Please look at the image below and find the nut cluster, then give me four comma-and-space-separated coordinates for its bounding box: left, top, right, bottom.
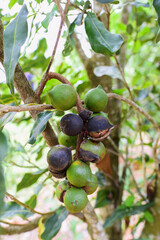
46, 84, 115, 213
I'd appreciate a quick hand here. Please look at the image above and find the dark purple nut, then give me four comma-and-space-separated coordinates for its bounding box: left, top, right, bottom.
79, 109, 92, 121
49, 169, 66, 179
60, 113, 83, 136
47, 145, 72, 172
87, 115, 115, 139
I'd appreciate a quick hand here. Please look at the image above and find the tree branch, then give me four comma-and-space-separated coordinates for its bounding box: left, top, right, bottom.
83, 202, 108, 240
0, 104, 54, 113
0, 19, 58, 147
6, 192, 44, 215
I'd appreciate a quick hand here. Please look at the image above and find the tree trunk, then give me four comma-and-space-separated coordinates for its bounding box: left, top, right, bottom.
142, 174, 160, 240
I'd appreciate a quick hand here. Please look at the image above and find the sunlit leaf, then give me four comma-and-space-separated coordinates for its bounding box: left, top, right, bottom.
42, 5, 58, 29
129, 1, 149, 7
0, 94, 20, 104
35, 0, 43, 3
94, 66, 122, 80
41, 206, 68, 240
112, 88, 126, 95
0, 111, 16, 129
4, 4, 28, 94
62, 21, 76, 57
17, 169, 47, 191
103, 203, 153, 228
124, 195, 135, 207
8, 0, 17, 9
85, 12, 123, 55
29, 111, 53, 144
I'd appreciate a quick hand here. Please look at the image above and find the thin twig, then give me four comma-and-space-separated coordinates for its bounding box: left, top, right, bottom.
0, 104, 54, 113
6, 192, 44, 215
105, 4, 110, 31
107, 93, 159, 130
10, 161, 39, 169
127, 165, 146, 201
55, 0, 64, 18
0, 220, 26, 226
107, 136, 147, 201
35, 0, 70, 98
114, 54, 147, 191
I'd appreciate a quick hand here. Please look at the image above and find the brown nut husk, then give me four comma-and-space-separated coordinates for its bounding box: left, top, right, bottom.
87, 115, 115, 140
49, 169, 67, 179
79, 139, 106, 163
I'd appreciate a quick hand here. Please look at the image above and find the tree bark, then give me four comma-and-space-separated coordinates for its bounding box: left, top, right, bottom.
142, 174, 160, 240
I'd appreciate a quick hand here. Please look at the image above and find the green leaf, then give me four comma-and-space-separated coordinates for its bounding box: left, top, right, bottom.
94, 66, 122, 80
153, 0, 160, 26
112, 88, 126, 95
96, 0, 119, 3
29, 111, 53, 144
0, 131, 8, 215
85, 12, 123, 56
124, 195, 135, 207
41, 206, 68, 240
17, 169, 47, 191
103, 203, 153, 228
135, 88, 151, 101
0, 168, 5, 216
62, 21, 76, 57
35, 0, 43, 3
0, 111, 16, 129
18, 0, 24, 5
1, 202, 33, 219
0, 131, 8, 162
8, 0, 17, 9
0, 94, 20, 104
156, 29, 160, 43
95, 189, 112, 208
144, 211, 154, 223
25, 194, 37, 209
3, 4, 28, 94
96, 171, 108, 187
42, 5, 58, 29
75, 81, 90, 95
129, 1, 149, 7
34, 38, 48, 55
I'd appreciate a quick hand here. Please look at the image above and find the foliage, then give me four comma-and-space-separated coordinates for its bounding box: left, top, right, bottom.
0, 0, 160, 239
